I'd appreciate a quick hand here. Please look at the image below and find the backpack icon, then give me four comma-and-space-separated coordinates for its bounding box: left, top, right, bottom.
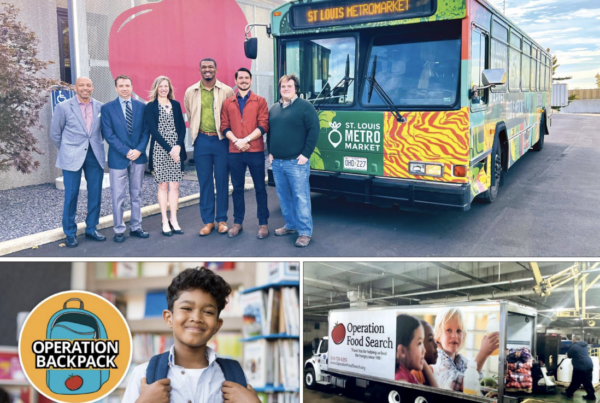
46, 298, 110, 394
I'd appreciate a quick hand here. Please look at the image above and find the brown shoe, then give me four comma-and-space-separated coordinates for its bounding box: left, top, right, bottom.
257, 225, 269, 239
228, 224, 243, 238
218, 221, 229, 234
295, 235, 311, 247
274, 227, 298, 236
199, 223, 215, 236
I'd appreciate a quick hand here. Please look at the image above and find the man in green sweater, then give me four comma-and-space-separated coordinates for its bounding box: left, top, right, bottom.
268, 74, 320, 247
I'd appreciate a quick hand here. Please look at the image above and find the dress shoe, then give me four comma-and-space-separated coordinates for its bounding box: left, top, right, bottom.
274, 227, 298, 236
169, 221, 184, 235
218, 221, 229, 234
85, 230, 106, 242
295, 235, 311, 247
65, 236, 78, 248
114, 233, 126, 243
199, 223, 215, 236
228, 224, 243, 238
257, 225, 269, 239
162, 223, 173, 237
583, 395, 596, 401
130, 228, 149, 238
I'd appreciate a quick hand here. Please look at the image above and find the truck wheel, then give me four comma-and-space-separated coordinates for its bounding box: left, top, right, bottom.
480, 138, 503, 203
387, 389, 401, 403
414, 397, 428, 403
532, 115, 546, 151
304, 368, 316, 390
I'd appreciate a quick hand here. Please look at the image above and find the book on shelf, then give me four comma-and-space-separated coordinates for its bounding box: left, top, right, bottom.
207, 332, 243, 361
144, 291, 168, 317
258, 392, 299, 403
132, 334, 174, 364
243, 339, 268, 387
0, 350, 25, 381
241, 290, 266, 338
243, 287, 298, 338
243, 339, 299, 390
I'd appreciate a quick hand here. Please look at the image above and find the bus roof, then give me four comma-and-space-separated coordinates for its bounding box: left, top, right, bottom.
271, 0, 550, 58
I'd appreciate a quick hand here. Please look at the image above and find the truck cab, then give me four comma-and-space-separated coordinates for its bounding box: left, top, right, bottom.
304, 336, 330, 389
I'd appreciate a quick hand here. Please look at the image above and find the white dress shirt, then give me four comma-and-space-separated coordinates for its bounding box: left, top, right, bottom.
122, 345, 226, 403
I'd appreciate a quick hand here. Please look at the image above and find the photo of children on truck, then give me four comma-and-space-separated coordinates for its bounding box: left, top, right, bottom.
395, 307, 500, 394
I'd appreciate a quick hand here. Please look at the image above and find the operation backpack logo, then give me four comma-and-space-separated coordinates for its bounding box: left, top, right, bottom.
19, 291, 132, 403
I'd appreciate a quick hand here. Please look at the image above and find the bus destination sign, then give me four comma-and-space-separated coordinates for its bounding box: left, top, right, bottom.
290, 0, 435, 29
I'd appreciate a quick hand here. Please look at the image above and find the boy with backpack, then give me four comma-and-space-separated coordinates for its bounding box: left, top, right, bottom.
122, 267, 260, 403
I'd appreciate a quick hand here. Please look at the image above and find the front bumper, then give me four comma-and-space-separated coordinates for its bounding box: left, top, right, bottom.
267, 169, 471, 212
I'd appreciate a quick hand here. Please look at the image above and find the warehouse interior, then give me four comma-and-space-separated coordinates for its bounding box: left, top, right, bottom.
303, 261, 600, 403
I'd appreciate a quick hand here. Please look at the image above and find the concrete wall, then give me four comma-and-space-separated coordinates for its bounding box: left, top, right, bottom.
304, 319, 328, 346
0, 0, 61, 190
562, 100, 600, 114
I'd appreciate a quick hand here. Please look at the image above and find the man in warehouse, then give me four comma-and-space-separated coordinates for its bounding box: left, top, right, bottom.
563, 334, 596, 400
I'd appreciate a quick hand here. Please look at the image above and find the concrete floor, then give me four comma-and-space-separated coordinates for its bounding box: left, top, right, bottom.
304, 386, 599, 402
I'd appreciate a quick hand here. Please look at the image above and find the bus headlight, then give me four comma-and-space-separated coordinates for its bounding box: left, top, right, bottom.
409, 162, 443, 177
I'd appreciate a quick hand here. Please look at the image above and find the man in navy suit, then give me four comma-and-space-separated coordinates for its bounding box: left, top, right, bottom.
101, 75, 150, 242
49, 77, 106, 248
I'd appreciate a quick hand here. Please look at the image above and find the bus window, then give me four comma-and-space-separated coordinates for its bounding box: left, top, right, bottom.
471, 29, 487, 106
282, 37, 356, 105
509, 33, 521, 92
531, 48, 537, 92
522, 42, 531, 91
491, 39, 508, 92
361, 32, 461, 108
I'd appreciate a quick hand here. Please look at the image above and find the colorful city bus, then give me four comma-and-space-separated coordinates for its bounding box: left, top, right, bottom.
246, 0, 552, 211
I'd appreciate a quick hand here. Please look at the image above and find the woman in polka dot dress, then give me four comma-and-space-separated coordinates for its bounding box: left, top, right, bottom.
144, 76, 187, 236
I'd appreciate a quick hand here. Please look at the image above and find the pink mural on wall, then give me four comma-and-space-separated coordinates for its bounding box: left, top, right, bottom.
108, 0, 251, 114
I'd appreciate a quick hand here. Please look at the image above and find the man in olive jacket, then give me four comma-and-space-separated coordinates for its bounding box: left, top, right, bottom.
563, 334, 595, 400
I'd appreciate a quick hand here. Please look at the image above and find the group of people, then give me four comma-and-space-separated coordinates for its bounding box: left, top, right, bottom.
394, 308, 500, 392
50, 58, 319, 248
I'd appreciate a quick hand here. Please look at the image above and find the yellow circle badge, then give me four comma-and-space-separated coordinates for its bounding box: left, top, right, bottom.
19, 291, 132, 403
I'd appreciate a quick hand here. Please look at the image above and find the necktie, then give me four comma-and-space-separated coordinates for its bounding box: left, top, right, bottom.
125, 101, 133, 135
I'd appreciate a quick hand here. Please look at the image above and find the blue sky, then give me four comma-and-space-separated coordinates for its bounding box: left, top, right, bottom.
488, 0, 600, 89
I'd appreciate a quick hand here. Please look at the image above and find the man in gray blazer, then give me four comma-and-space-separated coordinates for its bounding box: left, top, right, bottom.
49, 77, 106, 247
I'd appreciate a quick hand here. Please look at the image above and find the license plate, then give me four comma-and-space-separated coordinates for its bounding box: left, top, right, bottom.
344, 156, 367, 171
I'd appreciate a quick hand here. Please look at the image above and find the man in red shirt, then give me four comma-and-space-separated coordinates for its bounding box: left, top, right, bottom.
221, 68, 270, 238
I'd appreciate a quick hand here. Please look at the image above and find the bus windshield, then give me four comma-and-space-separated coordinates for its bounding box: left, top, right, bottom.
282, 36, 356, 105
361, 33, 461, 108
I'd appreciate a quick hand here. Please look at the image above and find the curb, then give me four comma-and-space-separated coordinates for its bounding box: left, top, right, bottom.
0, 176, 260, 256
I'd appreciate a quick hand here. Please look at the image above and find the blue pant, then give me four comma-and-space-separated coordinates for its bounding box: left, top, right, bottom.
229, 151, 269, 225
62, 147, 104, 237
194, 133, 229, 224
271, 158, 312, 237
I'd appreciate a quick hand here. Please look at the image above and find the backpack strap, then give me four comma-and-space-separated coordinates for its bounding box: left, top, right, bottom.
216, 357, 247, 387
146, 352, 170, 384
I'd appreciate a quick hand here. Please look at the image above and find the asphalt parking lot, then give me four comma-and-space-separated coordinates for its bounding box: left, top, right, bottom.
9, 113, 600, 257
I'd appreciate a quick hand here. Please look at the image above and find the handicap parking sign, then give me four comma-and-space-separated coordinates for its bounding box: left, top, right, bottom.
51, 89, 75, 114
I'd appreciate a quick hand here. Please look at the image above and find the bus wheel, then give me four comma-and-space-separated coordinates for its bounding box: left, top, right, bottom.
532, 116, 546, 151
387, 389, 401, 403
414, 397, 428, 403
304, 368, 316, 389
481, 139, 503, 203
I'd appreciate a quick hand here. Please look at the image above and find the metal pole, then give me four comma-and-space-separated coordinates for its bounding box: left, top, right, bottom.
67, 0, 78, 79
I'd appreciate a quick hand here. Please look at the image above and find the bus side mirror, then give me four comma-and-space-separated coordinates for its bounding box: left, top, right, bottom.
482, 68, 507, 86
245, 38, 258, 60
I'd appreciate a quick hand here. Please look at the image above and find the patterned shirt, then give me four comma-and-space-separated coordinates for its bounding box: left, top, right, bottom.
432, 348, 468, 391
279, 95, 298, 108
77, 97, 93, 133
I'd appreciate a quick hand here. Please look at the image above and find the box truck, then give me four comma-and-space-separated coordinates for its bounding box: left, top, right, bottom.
305, 301, 543, 403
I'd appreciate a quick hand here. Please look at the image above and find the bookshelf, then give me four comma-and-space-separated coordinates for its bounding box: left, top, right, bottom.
241, 271, 300, 403
0, 346, 38, 403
